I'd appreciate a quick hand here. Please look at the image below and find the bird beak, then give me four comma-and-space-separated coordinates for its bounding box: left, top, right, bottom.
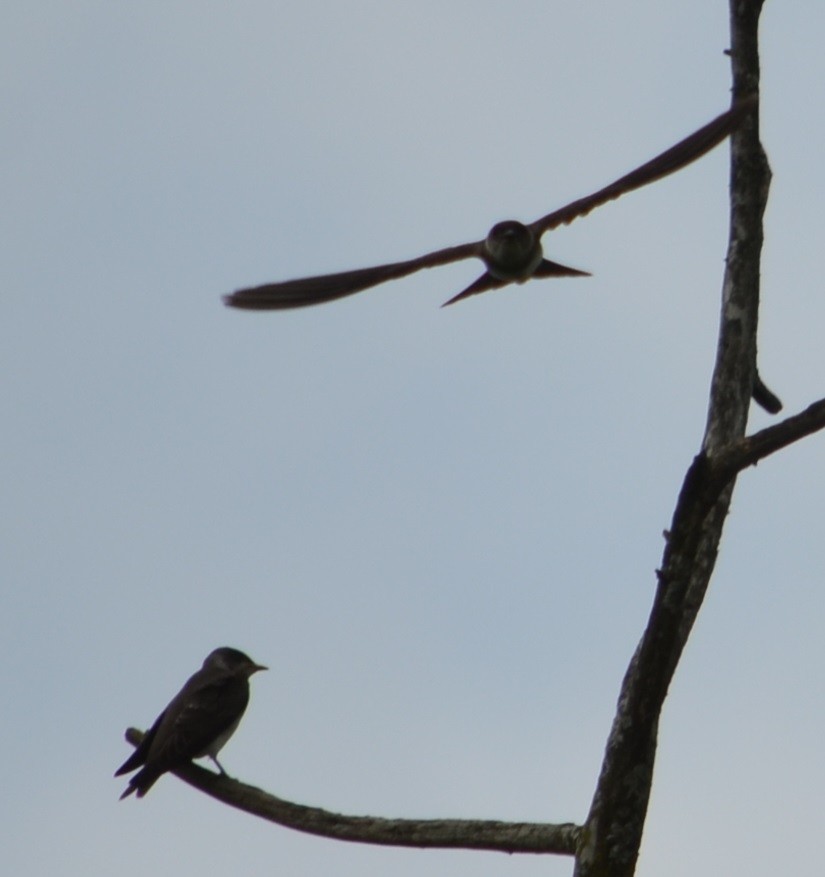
252, 664, 268, 674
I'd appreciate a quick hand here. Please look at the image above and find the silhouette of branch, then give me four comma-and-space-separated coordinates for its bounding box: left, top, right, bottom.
123, 727, 580, 855
574, 3, 777, 876
713, 398, 825, 477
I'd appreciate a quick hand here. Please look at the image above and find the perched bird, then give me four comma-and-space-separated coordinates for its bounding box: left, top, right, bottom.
225, 98, 754, 311
115, 647, 267, 800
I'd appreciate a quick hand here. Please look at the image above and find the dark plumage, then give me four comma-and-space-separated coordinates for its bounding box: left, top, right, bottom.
115, 647, 266, 800
223, 98, 783, 411
225, 98, 755, 311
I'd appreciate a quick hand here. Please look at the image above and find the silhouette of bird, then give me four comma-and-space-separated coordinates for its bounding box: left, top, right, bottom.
115, 647, 267, 800
225, 99, 754, 311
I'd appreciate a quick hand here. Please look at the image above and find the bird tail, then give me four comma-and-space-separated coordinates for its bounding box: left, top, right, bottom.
531, 258, 591, 278
441, 272, 507, 307
119, 766, 161, 800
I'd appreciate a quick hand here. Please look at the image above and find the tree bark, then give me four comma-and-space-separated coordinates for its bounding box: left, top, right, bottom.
573, 3, 769, 874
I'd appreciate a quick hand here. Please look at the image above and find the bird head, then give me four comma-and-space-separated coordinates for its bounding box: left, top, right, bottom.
482, 221, 543, 280
205, 647, 268, 677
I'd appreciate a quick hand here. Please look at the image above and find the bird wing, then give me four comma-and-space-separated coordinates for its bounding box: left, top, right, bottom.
114, 708, 165, 776
146, 674, 251, 769
529, 97, 756, 235
225, 241, 482, 310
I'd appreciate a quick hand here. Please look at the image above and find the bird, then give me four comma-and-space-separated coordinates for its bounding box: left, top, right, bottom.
115, 647, 267, 800
224, 98, 755, 312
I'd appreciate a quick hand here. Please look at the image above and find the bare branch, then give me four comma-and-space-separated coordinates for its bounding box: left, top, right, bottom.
752, 371, 783, 414
123, 727, 580, 855
713, 397, 825, 478
574, 3, 772, 875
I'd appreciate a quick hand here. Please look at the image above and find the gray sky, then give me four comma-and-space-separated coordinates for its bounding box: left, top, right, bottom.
3, 3, 824, 875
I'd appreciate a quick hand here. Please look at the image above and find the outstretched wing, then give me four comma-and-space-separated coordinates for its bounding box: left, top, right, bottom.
530, 97, 756, 235
225, 241, 482, 310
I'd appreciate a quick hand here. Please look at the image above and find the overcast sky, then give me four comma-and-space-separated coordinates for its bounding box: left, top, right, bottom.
4, 3, 824, 876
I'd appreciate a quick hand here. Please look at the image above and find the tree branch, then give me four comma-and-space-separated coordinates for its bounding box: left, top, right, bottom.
120, 8, 821, 876
123, 727, 580, 855
713, 397, 825, 478
573, 3, 771, 875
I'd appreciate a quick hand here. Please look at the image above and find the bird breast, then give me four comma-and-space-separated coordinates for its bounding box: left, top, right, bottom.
482, 221, 543, 281
197, 715, 243, 759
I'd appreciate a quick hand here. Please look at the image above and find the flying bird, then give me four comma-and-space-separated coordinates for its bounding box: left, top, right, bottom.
224, 98, 755, 311
115, 647, 267, 800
